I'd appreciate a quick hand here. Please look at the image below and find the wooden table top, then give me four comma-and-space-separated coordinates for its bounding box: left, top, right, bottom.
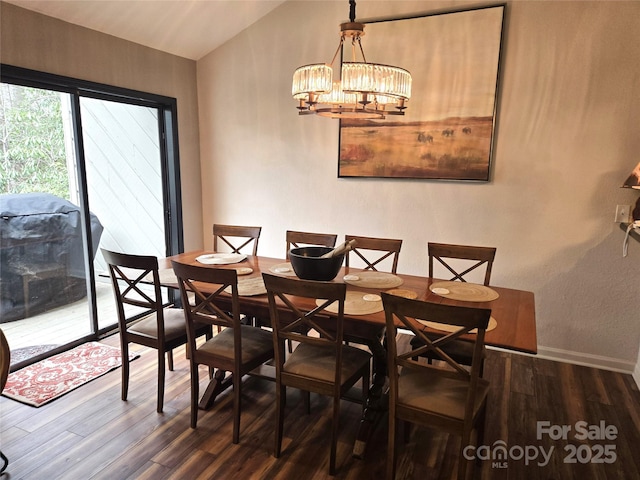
162, 251, 537, 355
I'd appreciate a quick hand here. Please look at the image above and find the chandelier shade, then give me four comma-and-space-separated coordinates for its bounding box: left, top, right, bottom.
341, 62, 412, 100
292, 64, 332, 99
292, 0, 412, 119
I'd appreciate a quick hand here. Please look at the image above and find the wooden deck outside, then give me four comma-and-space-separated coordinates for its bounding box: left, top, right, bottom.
0, 279, 116, 356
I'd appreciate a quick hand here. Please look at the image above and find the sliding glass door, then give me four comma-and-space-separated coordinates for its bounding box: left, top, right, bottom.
80, 97, 168, 330
0, 66, 183, 367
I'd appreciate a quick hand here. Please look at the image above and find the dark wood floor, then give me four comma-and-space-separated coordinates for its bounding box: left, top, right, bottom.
1, 334, 639, 479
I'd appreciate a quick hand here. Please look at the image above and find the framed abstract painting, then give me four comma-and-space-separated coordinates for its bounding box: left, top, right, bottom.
338, 5, 505, 181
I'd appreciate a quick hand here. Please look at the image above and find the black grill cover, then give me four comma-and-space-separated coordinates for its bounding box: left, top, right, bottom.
0, 193, 103, 322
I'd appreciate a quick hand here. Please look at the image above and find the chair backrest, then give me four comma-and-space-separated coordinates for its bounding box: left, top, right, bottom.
171, 261, 240, 331
344, 235, 402, 273
213, 224, 261, 256
285, 230, 338, 259
381, 291, 490, 416
262, 273, 347, 381
428, 242, 496, 285
0, 329, 10, 392
101, 248, 165, 332
172, 261, 241, 360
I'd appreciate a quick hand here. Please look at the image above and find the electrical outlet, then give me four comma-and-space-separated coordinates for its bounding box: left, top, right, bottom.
615, 205, 631, 223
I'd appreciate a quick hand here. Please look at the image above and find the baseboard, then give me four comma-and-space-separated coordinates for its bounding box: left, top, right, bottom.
634, 361, 640, 389
487, 345, 636, 375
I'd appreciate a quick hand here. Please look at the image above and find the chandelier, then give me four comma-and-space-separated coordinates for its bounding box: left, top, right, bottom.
292, 0, 412, 119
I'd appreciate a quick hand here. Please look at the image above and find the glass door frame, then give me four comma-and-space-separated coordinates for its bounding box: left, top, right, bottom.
1, 64, 184, 339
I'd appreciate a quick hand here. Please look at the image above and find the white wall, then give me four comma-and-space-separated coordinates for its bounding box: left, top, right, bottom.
197, 0, 640, 371
634, 345, 640, 387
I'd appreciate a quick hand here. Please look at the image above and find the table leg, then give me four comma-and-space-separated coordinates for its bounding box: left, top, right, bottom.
353, 334, 388, 459
198, 368, 233, 410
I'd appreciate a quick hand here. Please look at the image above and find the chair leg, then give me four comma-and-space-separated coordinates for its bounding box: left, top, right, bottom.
167, 349, 174, 371
303, 390, 310, 414
232, 374, 241, 444
121, 340, 130, 401
459, 425, 476, 480
274, 384, 285, 458
458, 451, 469, 480
329, 394, 340, 475
387, 410, 397, 480
403, 421, 411, 443
474, 407, 488, 471
361, 368, 370, 414
190, 362, 199, 428
157, 348, 165, 413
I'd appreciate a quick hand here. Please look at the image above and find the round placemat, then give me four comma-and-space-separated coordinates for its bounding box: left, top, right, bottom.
269, 263, 297, 277
386, 288, 418, 299
316, 291, 383, 315
343, 271, 403, 289
418, 316, 498, 333
225, 276, 266, 296
429, 281, 499, 302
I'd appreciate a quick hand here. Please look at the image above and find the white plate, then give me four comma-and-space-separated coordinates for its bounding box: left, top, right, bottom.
196, 253, 247, 265
431, 287, 450, 295
363, 294, 381, 302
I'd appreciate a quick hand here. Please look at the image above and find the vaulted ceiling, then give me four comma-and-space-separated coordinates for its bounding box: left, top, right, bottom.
2, 0, 286, 60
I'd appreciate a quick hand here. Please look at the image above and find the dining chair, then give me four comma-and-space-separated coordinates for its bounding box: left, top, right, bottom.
102, 249, 211, 413
172, 261, 274, 443
411, 242, 497, 376
0, 329, 10, 474
212, 224, 262, 328
428, 242, 496, 286
285, 230, 338, 259
213, 224, 261, 255
283, 230, 338, 352
382, 292, 491, 480
344, 235, 403, 273
262, 273, 372, 475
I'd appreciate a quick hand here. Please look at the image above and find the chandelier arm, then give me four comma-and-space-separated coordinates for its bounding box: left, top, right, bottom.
356, 36, 367, 63
329, 36, 345, 67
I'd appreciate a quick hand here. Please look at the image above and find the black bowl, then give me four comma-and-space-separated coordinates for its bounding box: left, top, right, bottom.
289, 246, 344, 281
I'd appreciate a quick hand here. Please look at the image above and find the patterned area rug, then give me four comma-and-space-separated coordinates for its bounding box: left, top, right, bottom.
2, 342, 138, 407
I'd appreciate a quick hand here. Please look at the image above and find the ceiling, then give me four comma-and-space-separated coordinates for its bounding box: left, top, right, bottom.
3, 0, 287, 61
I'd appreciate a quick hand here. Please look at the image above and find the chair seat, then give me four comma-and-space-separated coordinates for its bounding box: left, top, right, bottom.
398, 368, 489, 421
127, 308, 188, 341
197, 325, 273, 363
284, 343, 371, 383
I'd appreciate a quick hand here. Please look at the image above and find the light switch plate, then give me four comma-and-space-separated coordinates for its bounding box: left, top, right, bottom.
615, 205, 631, 223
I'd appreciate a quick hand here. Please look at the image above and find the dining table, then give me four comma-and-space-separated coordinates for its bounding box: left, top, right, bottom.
158, 250, 537, 458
